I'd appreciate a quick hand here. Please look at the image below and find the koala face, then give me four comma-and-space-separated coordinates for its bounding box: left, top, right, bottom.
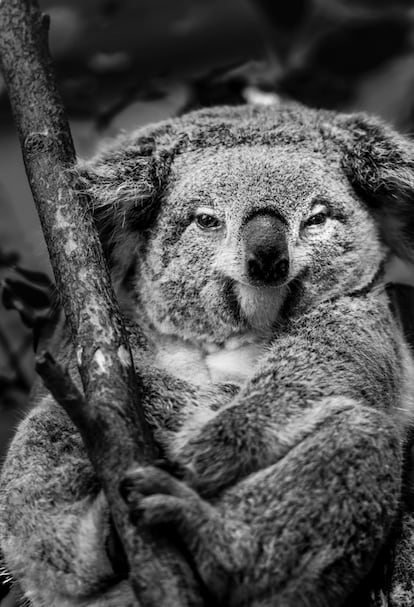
138, 145, 385, 344
80, 104, 414, 347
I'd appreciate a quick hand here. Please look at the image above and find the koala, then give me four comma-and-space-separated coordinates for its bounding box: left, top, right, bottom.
1, 103, 414, 607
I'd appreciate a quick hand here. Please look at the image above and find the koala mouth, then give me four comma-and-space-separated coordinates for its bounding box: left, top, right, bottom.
232, 279, 288, 335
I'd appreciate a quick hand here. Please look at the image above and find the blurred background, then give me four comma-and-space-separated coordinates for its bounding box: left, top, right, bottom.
1, 0, 414, 602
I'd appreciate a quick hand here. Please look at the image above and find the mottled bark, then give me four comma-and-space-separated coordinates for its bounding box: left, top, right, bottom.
0, 2, 201, 605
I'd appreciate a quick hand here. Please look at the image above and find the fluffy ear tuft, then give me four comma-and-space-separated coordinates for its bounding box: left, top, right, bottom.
76, 136, 173, 287
340, 115, 414, 263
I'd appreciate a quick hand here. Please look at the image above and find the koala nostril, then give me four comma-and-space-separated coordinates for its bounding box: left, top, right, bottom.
247, 256, 263, 281
247, 252, 289, 285
274, 258, 289, 281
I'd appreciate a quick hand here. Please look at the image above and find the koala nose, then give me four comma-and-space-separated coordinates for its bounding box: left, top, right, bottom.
243, 213, 289, 285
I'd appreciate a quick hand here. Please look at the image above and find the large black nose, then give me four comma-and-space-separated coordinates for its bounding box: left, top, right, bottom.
243, 213, 289, 285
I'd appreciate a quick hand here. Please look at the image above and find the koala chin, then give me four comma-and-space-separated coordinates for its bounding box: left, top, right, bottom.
3, 102, 414, 607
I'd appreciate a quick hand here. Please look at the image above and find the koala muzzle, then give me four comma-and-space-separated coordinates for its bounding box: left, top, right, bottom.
243, 213, 289, 286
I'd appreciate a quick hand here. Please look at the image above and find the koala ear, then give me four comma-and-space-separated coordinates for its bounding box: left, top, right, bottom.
340, 115, 414, 263
76, 136, 172, 285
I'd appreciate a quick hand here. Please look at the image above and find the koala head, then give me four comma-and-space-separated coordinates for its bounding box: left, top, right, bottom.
78, 104, 414, 346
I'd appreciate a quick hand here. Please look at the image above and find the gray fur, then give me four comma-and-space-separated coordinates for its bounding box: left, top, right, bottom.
1, 103, 414, 606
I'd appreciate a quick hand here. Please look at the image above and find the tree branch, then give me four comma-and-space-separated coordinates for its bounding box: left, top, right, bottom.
0, 2, 202, 605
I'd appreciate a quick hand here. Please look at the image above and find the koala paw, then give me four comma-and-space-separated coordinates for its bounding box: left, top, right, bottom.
120, 465, 210, 533
120, 465, 243, 600
178, 416, 250, 497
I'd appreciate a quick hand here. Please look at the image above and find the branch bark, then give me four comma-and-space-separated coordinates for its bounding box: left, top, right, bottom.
0, 2, 202, 605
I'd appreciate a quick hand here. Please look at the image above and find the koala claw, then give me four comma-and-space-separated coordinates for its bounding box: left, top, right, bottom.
136, 494, 189, 527
153, 457, 189, 480
120, 465, 207, 525
122, 465, 197, 498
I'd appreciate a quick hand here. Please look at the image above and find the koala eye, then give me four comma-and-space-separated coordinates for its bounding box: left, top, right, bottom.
195, 208, 223, 231
304, 209, 328, 228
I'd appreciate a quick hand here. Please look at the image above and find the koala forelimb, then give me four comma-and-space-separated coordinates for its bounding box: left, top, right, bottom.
134, 293, 405, 606
1, 103, 414, 607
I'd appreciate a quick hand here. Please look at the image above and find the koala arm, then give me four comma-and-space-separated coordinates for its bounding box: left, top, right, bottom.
0, 395, 125, 606
176, 294, 406, 496
122, 401, 401, 606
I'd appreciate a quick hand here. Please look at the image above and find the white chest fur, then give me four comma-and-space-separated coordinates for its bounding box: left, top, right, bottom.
155, 334, 267, 387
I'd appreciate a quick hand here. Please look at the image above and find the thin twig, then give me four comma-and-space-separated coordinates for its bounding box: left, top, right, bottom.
35, 351, 87, 421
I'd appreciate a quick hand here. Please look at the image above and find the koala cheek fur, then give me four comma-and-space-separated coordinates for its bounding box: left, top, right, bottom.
2, 102, 414, 607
